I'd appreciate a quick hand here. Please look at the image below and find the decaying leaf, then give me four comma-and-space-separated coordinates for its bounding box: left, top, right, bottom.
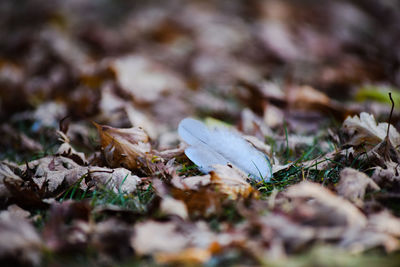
369, 211, 400, 237
91, 219, 133, 259
3, 1, 400, 265
336, 168, 380, 205
20, 156, 88, 193
132, 220, 238, 265
372, 161, 400, 191
6, 204, 31, 219
210, 164, 257, 200
171, 174, 211, 191
132, 221, 189, 255
339, 228, 399, 253
42, 201, 91, 252
160, 196, 188, 220
155, 247, 211, 265
0, 162, 23, 198
171, 187, 223, 218
89, 167, 141, 194
168, 165, 257, 217
285, 181, 367, 227
287, 85, 348, 120
287, 86, 330, 109
342, 112, 400, 149
0, 211, 43, 266
94, 122, 152, 170
55, 142, 88, 166
111, 55, 184, 104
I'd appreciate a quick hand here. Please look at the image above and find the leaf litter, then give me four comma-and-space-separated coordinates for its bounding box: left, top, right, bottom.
2, 0, 400, 266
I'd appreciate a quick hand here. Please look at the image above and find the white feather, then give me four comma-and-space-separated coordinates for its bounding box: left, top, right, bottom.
178, 118, 272, 182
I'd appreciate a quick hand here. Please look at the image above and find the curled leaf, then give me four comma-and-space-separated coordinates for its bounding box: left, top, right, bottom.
93, 122, 151, 170
210, 164, 257, 200
342, 112, 400, 148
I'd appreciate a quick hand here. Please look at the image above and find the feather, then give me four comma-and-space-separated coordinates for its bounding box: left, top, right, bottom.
178, 118, 272, 182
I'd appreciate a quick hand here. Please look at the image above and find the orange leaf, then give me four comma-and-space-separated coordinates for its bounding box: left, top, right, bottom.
93, 122, 151, 170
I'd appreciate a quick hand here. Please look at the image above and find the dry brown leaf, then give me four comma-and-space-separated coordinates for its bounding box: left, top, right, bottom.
0, 211, 42, 265
288, 85, 331, 109
155, 247, 211, 265
287, 85, 345, 119
132, 221, 189, 255
0, 162, 23, 198
259, 214, 317, 250
7, 204, 31, 220
91, 219, 133, 259
171, 187, 223, 218
132, 220, 230, 263
0, 124, 43, 152
153, 145, 186, 161
33, 101, 67, 129
342, 112, 400, 148
369, 211, 400, 237
285, 181, 367, 227
336, 168, 380, 205
125, 104, 160, 139
94, 122, 151, 170
55, 142, 87, 166
20, 156, 88, 193
160, 196, 188, 220
171, 175, 211, 191
263, 103, 284, 128
170, 165, 256, 217
301, 150, 343, 170
210, 164, 258, 200
42, 201, 91, 252
89, 167, 141, 194
372, 160, 400, 190
111, 55, 184, 104
339, 228, 399, 253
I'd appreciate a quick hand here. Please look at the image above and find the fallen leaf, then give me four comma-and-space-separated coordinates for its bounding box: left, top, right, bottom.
339, 228, 399, 254
171, 187, 223, 218
0, 211, 42, 265
210, 164, 257, 200
32, 101, 68, 130
20, 156, 88, 193
263, 103, 285, 128
259, 214, 316, 251
91, 219, 133, 259
89, 166, 141, 194
0, 162, 23, 198
132, 221, 189, 255
55, 142, 88, 166
42, 201, 91, 252
155, 247, 211, 265
285, 181, 367, 228
171, 174, 211, 191
336, 168, 380, 205
369, 211, 400, 237
160, 196, 189, 220
6, 204, 31, 220
94, 122, 151, 170
287, 85, 345, 119
111, 55, 184, 104
372, 161, 400, 191
342, 112, 400, 149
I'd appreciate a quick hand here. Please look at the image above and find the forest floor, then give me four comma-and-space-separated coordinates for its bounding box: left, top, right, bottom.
1, 1, 400, 266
